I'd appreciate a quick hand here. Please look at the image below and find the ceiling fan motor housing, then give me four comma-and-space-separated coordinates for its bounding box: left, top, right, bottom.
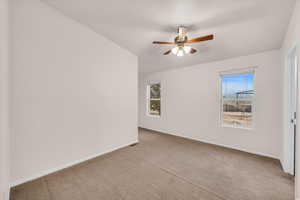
175, 36, 188, 45
176, 26, 188, 43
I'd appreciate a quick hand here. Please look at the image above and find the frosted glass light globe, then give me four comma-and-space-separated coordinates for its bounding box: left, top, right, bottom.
176, 48, 184, 57
183, 46, 191, 54
171, 46, 179, 55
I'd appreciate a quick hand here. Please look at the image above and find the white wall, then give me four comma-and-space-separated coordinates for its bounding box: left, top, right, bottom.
281, 0, 300, 199
0, 0, 10, 199
139, 50, 283, 159
10, 0, 138, 186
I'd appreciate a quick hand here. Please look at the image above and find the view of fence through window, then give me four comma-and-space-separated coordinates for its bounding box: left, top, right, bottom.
148, 83, 161, 116
221, 73, 254, 129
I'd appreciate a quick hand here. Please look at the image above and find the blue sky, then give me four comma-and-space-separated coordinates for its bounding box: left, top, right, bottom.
222, 73, 254, 96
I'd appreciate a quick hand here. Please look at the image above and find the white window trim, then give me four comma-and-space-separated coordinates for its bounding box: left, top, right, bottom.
146, 82, 161, 118
219, 67, 257, 130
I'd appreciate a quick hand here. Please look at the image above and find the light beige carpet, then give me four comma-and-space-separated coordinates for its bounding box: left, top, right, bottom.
11, 128, 294, 200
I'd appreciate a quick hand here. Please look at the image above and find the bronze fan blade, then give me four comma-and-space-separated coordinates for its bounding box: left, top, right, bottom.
164, 49, 172, 55
153, 41, 175, 44
186, 34, 214, 43
190, 48, 197, 54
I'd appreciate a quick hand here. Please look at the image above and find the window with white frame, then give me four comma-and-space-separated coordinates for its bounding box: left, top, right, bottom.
147, 82, 161, 116
220, 70, 255, 129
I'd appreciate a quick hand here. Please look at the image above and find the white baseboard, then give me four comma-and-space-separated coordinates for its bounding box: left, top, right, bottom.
10, 140, 138, 187
140, 126, 279, 160
280, 158, 294, 174
280, 158, 288, 173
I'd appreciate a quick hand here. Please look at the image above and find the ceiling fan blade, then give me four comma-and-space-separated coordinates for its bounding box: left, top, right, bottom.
163, 49, 172, 55
190, 48, 197, 54
153, 41, 175, 44
186, 34, 214, 43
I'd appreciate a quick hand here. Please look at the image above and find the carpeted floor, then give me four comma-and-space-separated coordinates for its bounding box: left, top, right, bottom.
11, 128, 294, 200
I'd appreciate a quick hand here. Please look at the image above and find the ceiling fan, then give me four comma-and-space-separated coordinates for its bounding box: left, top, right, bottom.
153, 26, 214, 57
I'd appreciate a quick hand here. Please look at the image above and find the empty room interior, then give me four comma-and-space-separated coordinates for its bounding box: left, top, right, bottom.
1, 0, 300, 200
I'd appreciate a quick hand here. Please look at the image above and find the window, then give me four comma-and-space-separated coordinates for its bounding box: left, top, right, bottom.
220, 71, 255, 129
147, 82, 161, 116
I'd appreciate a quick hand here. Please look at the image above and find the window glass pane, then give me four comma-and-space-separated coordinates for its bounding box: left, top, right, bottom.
150, 83, 160, 99
149, 99, 161, 116
221, 73, 254, 129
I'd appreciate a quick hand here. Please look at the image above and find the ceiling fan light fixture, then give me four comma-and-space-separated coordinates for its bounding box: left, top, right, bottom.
153, 27, 214, 56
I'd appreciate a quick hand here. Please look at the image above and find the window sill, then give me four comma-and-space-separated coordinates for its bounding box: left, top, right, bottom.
221, 124, 253, 130
147, 114, 161, 118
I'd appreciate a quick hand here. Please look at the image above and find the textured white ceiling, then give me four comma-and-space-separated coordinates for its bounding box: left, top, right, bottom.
42, 0, 295, 73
